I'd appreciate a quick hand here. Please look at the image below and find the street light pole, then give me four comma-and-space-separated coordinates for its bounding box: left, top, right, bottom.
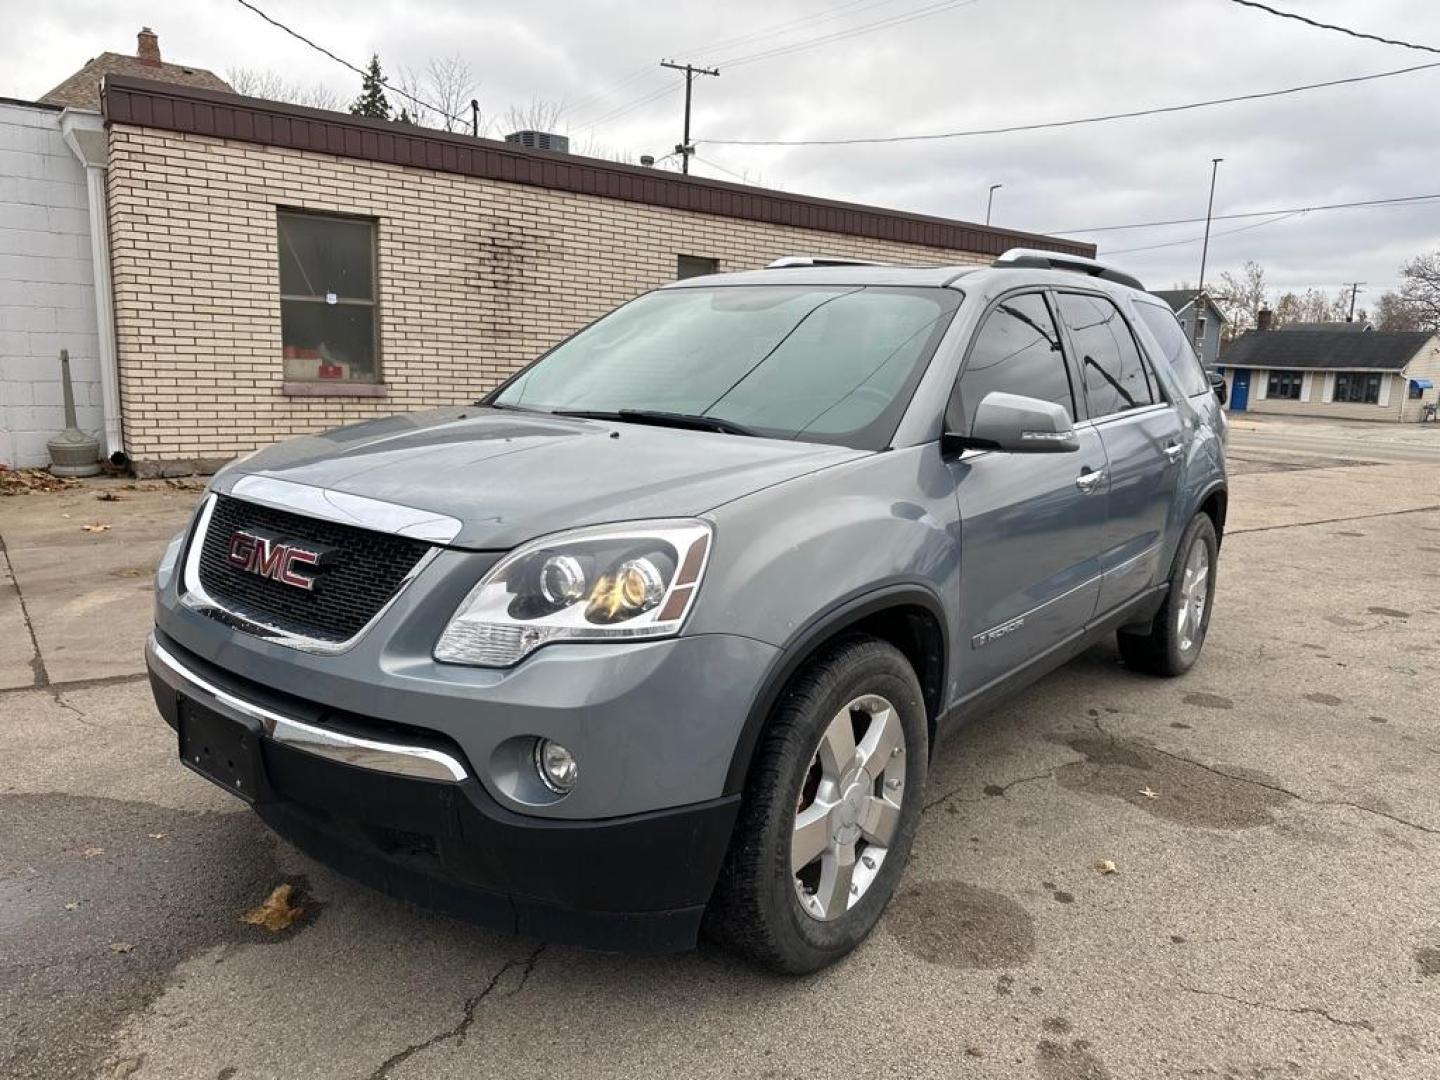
1194, 157, 1223, 347
986, 183, 1002, 226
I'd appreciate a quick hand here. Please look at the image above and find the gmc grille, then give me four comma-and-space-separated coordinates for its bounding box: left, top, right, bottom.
194, 495, 432, 643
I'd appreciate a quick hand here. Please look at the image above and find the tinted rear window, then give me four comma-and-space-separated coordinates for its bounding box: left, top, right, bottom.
1134, 301, 1211, 397
1055, 293, 1155, 417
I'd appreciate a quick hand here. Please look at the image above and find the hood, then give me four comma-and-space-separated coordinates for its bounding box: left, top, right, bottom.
213, 406, 867, 549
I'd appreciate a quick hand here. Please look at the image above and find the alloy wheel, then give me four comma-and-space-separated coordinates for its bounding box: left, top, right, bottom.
791, 694, 906, 921
1176, 538, 1210, 653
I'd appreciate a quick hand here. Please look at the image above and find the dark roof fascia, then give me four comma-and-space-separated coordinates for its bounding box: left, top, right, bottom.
99, 75, 1095, 260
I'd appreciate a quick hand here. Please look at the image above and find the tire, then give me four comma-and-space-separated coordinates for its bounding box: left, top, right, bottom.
1117, 512, 1219, 676
703, 636, 928, 974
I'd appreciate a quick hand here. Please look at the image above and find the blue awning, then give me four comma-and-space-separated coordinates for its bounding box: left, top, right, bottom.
1411, 378, 1435, 390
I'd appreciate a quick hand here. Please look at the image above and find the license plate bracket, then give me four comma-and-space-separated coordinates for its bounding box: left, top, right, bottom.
178, 696, 269, 803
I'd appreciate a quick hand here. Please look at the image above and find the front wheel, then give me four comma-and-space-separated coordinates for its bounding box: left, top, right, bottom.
704, 637, 928, 974
1117, 512, 1218, 676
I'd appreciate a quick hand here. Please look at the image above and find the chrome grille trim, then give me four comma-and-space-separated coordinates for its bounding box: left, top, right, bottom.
179, 493, 438, 655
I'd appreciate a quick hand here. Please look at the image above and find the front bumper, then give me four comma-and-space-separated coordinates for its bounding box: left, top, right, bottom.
146, 631, 740, 951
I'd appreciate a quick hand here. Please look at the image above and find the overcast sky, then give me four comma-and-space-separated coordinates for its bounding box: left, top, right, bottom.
7, 0, 1440, 308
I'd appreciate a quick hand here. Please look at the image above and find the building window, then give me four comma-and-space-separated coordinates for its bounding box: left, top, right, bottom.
278, 210, 379, 383
1333, 372, 1381, 404
1410, 381, 1426, 399
676, 255, 719, 280
1194, 315, 1206, 346
1266, 371, 1303, 400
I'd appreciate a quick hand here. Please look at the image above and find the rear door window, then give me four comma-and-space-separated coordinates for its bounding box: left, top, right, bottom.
952, 291, 1077, 431
1055, 293, 1156, 418
1133, 301, 1210, 397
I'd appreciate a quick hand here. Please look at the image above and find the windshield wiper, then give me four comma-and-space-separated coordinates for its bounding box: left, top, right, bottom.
552, 409, 756, 437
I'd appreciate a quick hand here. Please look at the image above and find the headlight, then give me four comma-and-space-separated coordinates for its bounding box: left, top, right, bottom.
434, 520, 712, 667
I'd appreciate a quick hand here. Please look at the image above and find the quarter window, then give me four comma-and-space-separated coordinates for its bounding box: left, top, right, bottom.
1133, 301, 1209, 397
952, 292, 1076, 431
1266, 371, 1303, 400
1334, 372, 1381, 404
1055, 293, 1155, 417
278, 211, 379, 383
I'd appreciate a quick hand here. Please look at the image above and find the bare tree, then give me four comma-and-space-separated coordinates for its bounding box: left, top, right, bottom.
1271, 287, 1350, 326
502, 97, 566, 136
226, 67, 343, 111
1393, 252, 1440, 332
393, 55, 478, 131
1215, 261, 1268, 338
1373, 289, 1429, 332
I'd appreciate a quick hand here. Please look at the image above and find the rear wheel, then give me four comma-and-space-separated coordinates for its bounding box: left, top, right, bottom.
704, 637, 927, 974
1117, 512, 1218, 676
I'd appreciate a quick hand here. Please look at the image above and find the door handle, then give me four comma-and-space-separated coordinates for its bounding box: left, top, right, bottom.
1075, 469, 1106, 494
1163, 442, 1184, 461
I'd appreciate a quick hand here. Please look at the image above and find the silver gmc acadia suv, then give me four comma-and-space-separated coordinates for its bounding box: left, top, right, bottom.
146, 249, 1227, 973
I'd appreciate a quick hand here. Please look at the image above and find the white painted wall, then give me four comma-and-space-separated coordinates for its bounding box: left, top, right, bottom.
0, 100, 102, 468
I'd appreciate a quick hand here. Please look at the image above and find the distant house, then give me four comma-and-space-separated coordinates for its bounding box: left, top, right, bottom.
1149, 290, 1228, 371
1218, 325, 1439, 421
37, 27, 230, 109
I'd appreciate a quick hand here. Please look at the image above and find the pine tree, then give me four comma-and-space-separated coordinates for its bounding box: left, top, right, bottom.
350, 55, 392, 120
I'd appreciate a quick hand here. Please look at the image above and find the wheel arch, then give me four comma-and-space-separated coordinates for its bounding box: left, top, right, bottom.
722, 585, 948, 796
1195, 481, 1228, 548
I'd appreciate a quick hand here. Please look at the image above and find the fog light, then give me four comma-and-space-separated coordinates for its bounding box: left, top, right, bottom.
534, 738, 578, 794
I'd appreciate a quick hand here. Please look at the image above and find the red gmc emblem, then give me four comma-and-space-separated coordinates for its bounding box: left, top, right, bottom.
227, 530, 324, 591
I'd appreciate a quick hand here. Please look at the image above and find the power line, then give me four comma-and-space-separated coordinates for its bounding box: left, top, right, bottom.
231, 0, 465, 125
701, 57, 1440, 146
712, 0, 983, 70
1103, 211, 1307, 256
1225, 0, 1440, 56
577, 0, 980, 131
1050, 191, 1440, 235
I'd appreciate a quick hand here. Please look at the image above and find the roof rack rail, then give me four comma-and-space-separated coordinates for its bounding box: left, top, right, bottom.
766, 255, 888, 269
992, 248, 1145, 291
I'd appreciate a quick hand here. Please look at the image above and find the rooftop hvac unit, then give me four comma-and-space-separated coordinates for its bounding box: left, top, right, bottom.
505, 130, 570, 154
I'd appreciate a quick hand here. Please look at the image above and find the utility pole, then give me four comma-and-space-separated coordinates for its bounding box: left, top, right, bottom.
985, 183, 1003, 226
1194, 157, 1223, 348
1344, 282, 1365, 322
660, 59, 719, 174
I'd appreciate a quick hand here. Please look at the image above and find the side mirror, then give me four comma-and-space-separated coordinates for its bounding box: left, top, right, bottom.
945, 391, 1079, 454
1209, 371, 1228, 405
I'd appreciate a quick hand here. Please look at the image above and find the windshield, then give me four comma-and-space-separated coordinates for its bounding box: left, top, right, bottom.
491, 284, 961, 450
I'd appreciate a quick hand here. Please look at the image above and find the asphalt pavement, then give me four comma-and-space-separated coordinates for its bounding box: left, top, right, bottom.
2, 415, 1438, 1080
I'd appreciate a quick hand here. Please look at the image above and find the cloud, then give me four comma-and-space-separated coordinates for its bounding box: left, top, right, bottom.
6, 0, 1438, 296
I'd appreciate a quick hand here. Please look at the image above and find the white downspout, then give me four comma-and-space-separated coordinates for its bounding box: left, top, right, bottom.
60, 109, 125, 462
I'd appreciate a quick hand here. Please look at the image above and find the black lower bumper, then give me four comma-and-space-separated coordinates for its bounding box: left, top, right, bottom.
148, 640, 739, 952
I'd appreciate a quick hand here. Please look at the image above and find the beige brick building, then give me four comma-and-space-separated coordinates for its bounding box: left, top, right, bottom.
95, 76, 1093, 471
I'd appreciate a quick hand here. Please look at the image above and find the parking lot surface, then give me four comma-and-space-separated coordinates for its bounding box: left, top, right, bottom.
3, 415, 1439, 1080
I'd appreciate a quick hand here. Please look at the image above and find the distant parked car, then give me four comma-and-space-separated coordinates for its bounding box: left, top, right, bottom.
147, 249, 1228, 973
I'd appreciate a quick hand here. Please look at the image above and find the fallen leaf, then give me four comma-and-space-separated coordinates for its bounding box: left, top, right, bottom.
95, 491, 126, 502
241, 883, 304, 933
82, 846, 105, 858
1095, 860, 1118, 875
1138, 786, 1160, 799
81, 523, 111, 533
147, 832, 166, 840
108, 942, 134, 954
64, 901, 80, 911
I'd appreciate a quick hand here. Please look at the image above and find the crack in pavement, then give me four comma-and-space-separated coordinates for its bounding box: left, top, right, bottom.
0, 530, 48, 689
0, 672, 148, 699
1143, 744, 1440, 836
1228, 504, 1440, 536
923, 768, 1065, 812
366, 944, 546, 1080
1182, 985, 1375, 1031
